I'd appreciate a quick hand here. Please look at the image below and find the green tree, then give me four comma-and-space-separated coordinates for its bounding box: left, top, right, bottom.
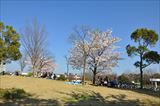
126, 28, 160, 89
0, 22, 21, 66
118, 74, 130, 84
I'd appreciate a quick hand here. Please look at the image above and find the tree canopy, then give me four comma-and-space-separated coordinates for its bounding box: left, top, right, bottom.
21, 20, 55, 77
69, 26, 120, 84
126, 28, 159, 89
0, 22, 21, 64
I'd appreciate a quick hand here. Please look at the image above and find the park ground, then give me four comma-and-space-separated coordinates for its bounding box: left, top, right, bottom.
0, 76, 160, 106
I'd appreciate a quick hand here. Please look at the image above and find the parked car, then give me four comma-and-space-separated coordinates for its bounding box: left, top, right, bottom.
119, 82, 136, 89
107, 80, 119, 87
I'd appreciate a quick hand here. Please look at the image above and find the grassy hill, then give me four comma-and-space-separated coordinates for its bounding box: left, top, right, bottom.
0, 76, 160, 106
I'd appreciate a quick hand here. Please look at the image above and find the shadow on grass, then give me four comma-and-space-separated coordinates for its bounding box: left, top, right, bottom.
0, 88, 60, 106
59, 91, 156, 106
109, 87, 160, 98
131, 88, 160, 98
89, 84, 160, 98
0, 98, 60, 106
0, 88, 159, 106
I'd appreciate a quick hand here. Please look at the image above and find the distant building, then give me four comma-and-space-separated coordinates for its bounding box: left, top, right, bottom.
21, 72, 28, 76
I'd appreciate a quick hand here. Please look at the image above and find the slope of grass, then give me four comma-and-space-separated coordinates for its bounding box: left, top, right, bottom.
0, 75, 160, 106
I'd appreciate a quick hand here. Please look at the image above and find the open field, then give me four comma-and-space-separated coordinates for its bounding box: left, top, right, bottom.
0, 76, 160, 106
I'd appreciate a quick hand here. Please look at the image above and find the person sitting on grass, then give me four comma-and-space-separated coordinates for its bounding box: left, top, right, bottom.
100, 77, 104, 86
41, 72, 47, 78
97, 76, 104, 86
104, 76, 109, 86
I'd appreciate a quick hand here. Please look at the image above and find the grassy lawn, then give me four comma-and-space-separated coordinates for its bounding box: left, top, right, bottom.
0, 76, 160, 106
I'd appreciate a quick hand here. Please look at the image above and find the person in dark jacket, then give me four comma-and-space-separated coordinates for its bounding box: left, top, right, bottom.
53, 74, 57, 80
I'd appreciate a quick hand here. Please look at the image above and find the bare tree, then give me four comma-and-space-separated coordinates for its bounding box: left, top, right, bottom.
21, 19, 50, 77
19, 53, 27, 72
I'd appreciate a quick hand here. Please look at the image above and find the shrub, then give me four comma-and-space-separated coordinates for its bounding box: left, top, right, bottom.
118, 74, 130, 83
27, 72, 33, 77
57, 74, 67, 81
0, 88, 28, 99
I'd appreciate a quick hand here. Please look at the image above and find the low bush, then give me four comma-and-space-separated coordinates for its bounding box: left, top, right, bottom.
57, 74, 67, 81
27, 72, 33, 77
0, 88, 29, 99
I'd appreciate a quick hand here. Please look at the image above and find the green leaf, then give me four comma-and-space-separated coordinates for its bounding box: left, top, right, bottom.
0, 22, 21, 64
126, 45, 138, 56
131, 28, 158, 46
143, 51, 160, 64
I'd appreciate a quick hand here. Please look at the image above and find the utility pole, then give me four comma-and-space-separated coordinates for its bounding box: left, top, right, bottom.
64, 55, 69, 78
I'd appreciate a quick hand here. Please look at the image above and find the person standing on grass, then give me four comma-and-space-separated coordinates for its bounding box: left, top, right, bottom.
53, 74, 57, 80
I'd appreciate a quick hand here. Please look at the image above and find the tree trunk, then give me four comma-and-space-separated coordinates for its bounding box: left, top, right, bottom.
140, 67, 143, 89
92, 67, 97, 85
82, 55, 86, 85
67, 63, 69, 81
32, 66, 36, 77
140, 54, 143, 89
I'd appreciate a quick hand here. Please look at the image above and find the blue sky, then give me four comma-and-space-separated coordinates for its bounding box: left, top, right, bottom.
0, 0, 160, 75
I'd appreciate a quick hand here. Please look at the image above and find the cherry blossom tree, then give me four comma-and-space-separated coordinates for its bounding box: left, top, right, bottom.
25, 51, 56, 77
37, 52, 56, 73
69, 27, 120, 84
69, 26, 91, 85
87, 30, 120, 84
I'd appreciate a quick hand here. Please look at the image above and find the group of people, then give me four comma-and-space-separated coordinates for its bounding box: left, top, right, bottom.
96, 76, 119, 87
40, 72, 57, 80
96, 76, 138, 89
97, 76, 109, 86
